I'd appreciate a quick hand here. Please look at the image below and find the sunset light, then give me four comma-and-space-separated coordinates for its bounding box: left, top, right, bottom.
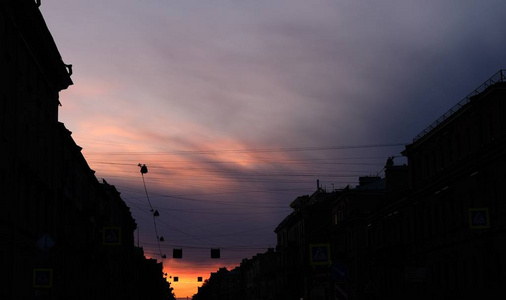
4, 0, 505, 298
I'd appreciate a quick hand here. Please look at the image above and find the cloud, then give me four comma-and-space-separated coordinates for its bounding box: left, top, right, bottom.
41, 0, 506, 297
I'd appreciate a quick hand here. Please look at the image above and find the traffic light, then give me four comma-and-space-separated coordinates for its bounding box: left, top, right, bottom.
173, 248, 183, 259
210, 248, 220, 259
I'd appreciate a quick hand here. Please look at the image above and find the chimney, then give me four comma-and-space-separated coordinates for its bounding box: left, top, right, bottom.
385, 161, 409, 194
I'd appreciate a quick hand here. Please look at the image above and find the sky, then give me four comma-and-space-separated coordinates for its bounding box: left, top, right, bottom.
39, 0, 506, 297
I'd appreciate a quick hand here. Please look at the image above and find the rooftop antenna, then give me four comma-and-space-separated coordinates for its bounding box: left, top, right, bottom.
376, 156, 395, 177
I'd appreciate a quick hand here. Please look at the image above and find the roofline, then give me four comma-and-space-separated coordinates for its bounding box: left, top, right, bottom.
412, 69, 506, 144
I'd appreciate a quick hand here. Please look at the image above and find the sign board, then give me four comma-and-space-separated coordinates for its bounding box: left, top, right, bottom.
103, 227, 122, 246
332, 262, 348, 282
469, 208, 490, 229
33, 269, 53, 288
36, 234, 55, 252
309, 244, 331, 265
313, 267, 328, 282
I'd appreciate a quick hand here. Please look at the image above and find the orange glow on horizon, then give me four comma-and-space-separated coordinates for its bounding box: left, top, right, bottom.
60, 98, 289, 299
141, 254, 237, 298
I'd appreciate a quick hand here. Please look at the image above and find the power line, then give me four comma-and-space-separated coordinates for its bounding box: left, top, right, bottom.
139, 164, 165, 261
82, 143, 407, 156
89, 144, 405, 266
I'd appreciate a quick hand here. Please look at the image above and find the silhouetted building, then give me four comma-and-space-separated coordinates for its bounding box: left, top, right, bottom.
397, 70, 506, 299
330, 175, 390, 300
274, 183, 339, 299
194, 267, 232, 300
365, 70, 506, 299
0, 1, 173, 299
241, 248, 277, 300
138, 253, 172, 300
192, 249, 277, 300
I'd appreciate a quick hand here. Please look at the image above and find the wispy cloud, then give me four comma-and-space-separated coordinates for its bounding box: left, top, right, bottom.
41, 0, 506, 297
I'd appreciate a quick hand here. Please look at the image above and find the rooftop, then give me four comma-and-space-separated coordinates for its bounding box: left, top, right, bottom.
413, 69, 506, 143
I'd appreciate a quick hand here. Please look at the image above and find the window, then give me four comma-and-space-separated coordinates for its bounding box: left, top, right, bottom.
447, 137, 453, 164
466, 128, 472, 153
456, 134, 461, 159
334, 210, 343, 224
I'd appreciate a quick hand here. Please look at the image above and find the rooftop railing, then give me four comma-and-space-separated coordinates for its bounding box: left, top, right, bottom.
413, 69, 506, 142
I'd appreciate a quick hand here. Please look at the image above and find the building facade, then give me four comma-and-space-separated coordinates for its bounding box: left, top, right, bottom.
396, 71, 506, 299
365, 70, 506, 299
0, 1, 173, 299
275, 184, 340, 300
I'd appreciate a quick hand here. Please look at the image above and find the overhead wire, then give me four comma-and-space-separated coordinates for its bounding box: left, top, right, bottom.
82, 142, 408, 156
138, 163, 165, 261
83, 145, 401, 191
124, 192, 280, 251
134, 167, 240, 258
83, 143, 407, 263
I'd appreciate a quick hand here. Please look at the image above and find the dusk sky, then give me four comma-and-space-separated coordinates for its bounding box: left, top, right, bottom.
39, 0, 506, 297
